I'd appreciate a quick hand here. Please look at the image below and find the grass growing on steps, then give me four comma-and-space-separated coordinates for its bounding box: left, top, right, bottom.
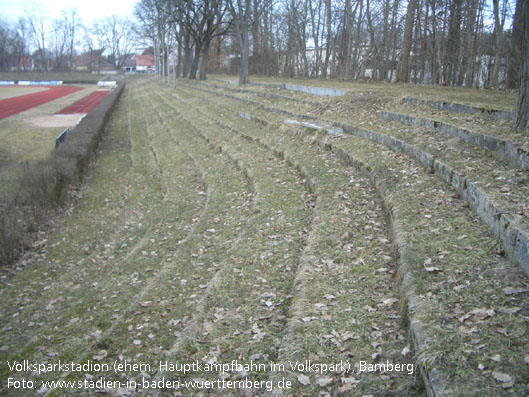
0, 84, 208, 394
161, 84, 421, 395
2, 77, 527, 396
174, 81, 529, 395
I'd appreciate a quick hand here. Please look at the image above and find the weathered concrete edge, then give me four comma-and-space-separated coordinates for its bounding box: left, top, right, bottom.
201, 81, 322, 107
380, 111, 529, 171
248, 81, 287, 90
404, 97, 516, 120
188, 82, 529, 275
290, 129, 449, 397
332, 121, 529, 275
209, 78, 284, 90
284, 83, 346, 97
148, 97, 262, 397
190, 82, 450, 394
230, 105, 442, 396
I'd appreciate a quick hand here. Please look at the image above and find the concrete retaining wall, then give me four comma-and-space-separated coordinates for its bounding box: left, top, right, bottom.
332, 120, 529, 275
405, 98, 516, 120
284, 83, 346, 97
187, 83, 529, 276
380, 111, 529, 171
203, 82, 321, 106
289, 127, 451, 397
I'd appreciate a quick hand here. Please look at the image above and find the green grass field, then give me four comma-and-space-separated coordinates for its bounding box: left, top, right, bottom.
0, 86, 48, 100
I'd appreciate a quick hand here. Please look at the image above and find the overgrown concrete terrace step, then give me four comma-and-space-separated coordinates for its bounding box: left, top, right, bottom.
182, 81, 529, 277
148, 88, 319, 393
361, 112, 529, 228
0, 90, 189, 367
286, 125, 529, 397
205, 81, 529, 231
0, 83, 253, 392
404, 97, 516, 121
45, 88, 231, 387
217, 78, 347, 97
200, 79, 525, 162
205, 79, 348, 110
176, 88, 420, 393
203, 81, 322, 107
66, 84, 259, 386
43, 85, 256, 389
204, 95, 529, 395
380, 111, 529, 171
167, 85, 529, 395
162, 85, 420, 395
324, 122, 529, 274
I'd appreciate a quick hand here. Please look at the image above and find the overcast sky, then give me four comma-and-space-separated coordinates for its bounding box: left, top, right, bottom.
0, 0, 136, 24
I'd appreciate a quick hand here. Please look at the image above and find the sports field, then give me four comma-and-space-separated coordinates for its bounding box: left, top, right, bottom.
0, 86, 48, 100
0, 86, 84, 120
56, 90, 111, 114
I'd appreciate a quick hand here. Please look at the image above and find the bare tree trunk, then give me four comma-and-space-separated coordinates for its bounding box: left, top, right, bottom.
430, 0, 441, 84
240, 0, 250, 84
155, 39, 159, 79
199, 43, 210, 80
189, 43, 201, 79
251, 0, 260, 56
181, 23, 194, 79
516, 0, 529, 131
380, 0, 391, 81
177, 30, 182, 77
342, 0, 353, 79
364, 0, 377, 80
420, 0, 429, 83
507, 0, 523, 89
182, 40, 192, 78
300, 0, 309, 77
411, 0, 422, 83
240, 38, 249, 83
491, 0, 504, 88
351, 0, 363, 78
229, 0, 250, 84
309, 0, 322, 77
322, 0, 332, 78
166, 37, 170, 84
460, 0, 478, 87
444, 0, 463, 85
474, 0, 486, 87
388, 0, 400, 82
397, 0, 418, 83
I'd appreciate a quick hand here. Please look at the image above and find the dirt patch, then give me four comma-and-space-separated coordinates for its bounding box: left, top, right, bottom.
25, 113, 85, 128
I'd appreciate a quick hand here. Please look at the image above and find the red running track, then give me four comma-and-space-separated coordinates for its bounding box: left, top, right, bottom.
0, 86, 83, 120
56, 90, 111, 114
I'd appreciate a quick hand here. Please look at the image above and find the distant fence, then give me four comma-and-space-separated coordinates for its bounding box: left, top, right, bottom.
18, 81, 63, 86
